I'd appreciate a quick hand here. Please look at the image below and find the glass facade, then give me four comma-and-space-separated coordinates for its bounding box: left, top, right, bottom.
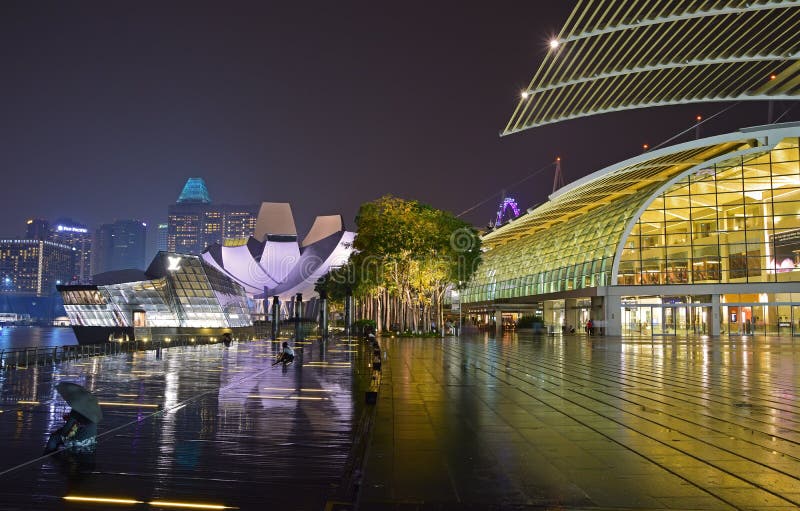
464, 187, 659, 303
63, 254, 251, 328
616, 139, 800, 285
463, 142, 741, 304
462, 128, 800, 337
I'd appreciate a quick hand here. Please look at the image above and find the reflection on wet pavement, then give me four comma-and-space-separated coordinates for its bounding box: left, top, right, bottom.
360, 333, 800, 510
4, 332, 800, 510
0, 338, 364, 510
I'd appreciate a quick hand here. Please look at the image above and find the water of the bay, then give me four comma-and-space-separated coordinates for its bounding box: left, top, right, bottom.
0, 326, 77, 350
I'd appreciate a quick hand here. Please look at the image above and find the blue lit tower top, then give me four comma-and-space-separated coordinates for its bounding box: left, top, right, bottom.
176, 178, 212, 204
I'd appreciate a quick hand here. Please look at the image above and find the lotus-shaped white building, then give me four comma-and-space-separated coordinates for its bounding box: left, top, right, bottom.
201, 203, 354, 318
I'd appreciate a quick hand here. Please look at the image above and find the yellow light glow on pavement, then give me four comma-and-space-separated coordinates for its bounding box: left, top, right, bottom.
64, 495, 143, 505
149, 500, 236, 509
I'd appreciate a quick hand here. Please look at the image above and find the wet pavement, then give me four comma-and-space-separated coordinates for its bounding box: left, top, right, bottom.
359, 333, 800, 510
2, 333, 800, 510
0, 337, 368, 510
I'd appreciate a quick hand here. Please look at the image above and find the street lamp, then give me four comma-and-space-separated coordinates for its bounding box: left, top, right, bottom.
457, 281, 463, 337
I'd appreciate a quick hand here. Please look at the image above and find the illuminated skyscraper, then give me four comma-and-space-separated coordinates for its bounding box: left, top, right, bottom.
0, 240, 75, 296
157, 223, 168, 252
167, 178, 257, 254
50, 219, 92, 283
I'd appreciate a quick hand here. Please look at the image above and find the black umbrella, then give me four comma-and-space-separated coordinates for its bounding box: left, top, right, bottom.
55, 382, 103, 424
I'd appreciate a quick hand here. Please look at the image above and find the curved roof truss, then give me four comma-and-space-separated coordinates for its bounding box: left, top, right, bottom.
483, 122, 799, 249
504, 0, 800, 135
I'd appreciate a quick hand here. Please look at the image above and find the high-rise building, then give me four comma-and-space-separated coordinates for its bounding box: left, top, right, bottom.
168, 178, 257, 254
168, 178, 210, 255
145, 222, 169, 264
25, 218, 50, 241
50, 219, 92, 283
0, 239, 76, 322
222, 206, 258, 245
92, 220, 147, 275
157, 223, 168, 252
0, 240, 76, 296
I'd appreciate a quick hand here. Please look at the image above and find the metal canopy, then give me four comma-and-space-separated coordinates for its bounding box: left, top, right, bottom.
504, 0, 800, 135
481, 137, 754, 248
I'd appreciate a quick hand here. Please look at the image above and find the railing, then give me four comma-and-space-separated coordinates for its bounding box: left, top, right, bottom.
0, 344, 118, 370
0, 334, 256, 371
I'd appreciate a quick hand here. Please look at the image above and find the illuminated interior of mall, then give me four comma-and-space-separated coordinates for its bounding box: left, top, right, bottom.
462, 123, 800, 336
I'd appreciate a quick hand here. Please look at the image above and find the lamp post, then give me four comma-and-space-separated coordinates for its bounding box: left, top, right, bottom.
458, 281, 463, 337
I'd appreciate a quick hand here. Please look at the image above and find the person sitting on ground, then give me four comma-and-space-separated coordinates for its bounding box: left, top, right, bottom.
275, 342, 295, 365
44, 410, 98, 454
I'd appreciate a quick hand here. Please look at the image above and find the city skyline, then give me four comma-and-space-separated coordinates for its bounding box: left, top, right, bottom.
3, 1, 797, 239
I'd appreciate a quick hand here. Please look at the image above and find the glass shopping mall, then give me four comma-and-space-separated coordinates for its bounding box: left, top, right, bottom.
462, 123, 800, 337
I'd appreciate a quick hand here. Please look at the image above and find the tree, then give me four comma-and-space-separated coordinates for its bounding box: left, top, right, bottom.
318, 196, 481, 334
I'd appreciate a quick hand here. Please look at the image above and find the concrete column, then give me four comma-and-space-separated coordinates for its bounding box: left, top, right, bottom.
494, 309, 503, 337
565, 298, 578, 333
294, 293, 303, 341
319, 290, 328, 340
345, 291, 353, 338
543, 300, 556, 333
604, 294, 622, 336
271, 296, 280, 340
591, 296, 604, 335
711, 294, 721, 336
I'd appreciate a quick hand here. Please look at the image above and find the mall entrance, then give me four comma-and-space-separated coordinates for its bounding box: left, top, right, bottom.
621, 298, 711, 336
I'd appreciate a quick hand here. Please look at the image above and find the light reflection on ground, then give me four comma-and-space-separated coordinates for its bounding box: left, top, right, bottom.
0, 337, 364, 510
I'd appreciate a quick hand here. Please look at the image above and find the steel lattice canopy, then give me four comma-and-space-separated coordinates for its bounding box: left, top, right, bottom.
504, 0, 800, 135
480, 124, 792, 248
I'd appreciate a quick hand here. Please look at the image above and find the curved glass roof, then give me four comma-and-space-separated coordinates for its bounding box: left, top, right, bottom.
464, 123, 800, 304
504, 0, 800, 134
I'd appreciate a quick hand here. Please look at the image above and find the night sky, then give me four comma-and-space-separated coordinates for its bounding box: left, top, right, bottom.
1, 1, 797, 239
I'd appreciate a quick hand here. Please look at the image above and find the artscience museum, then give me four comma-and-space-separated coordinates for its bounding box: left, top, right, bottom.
200, 202, 355, 320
